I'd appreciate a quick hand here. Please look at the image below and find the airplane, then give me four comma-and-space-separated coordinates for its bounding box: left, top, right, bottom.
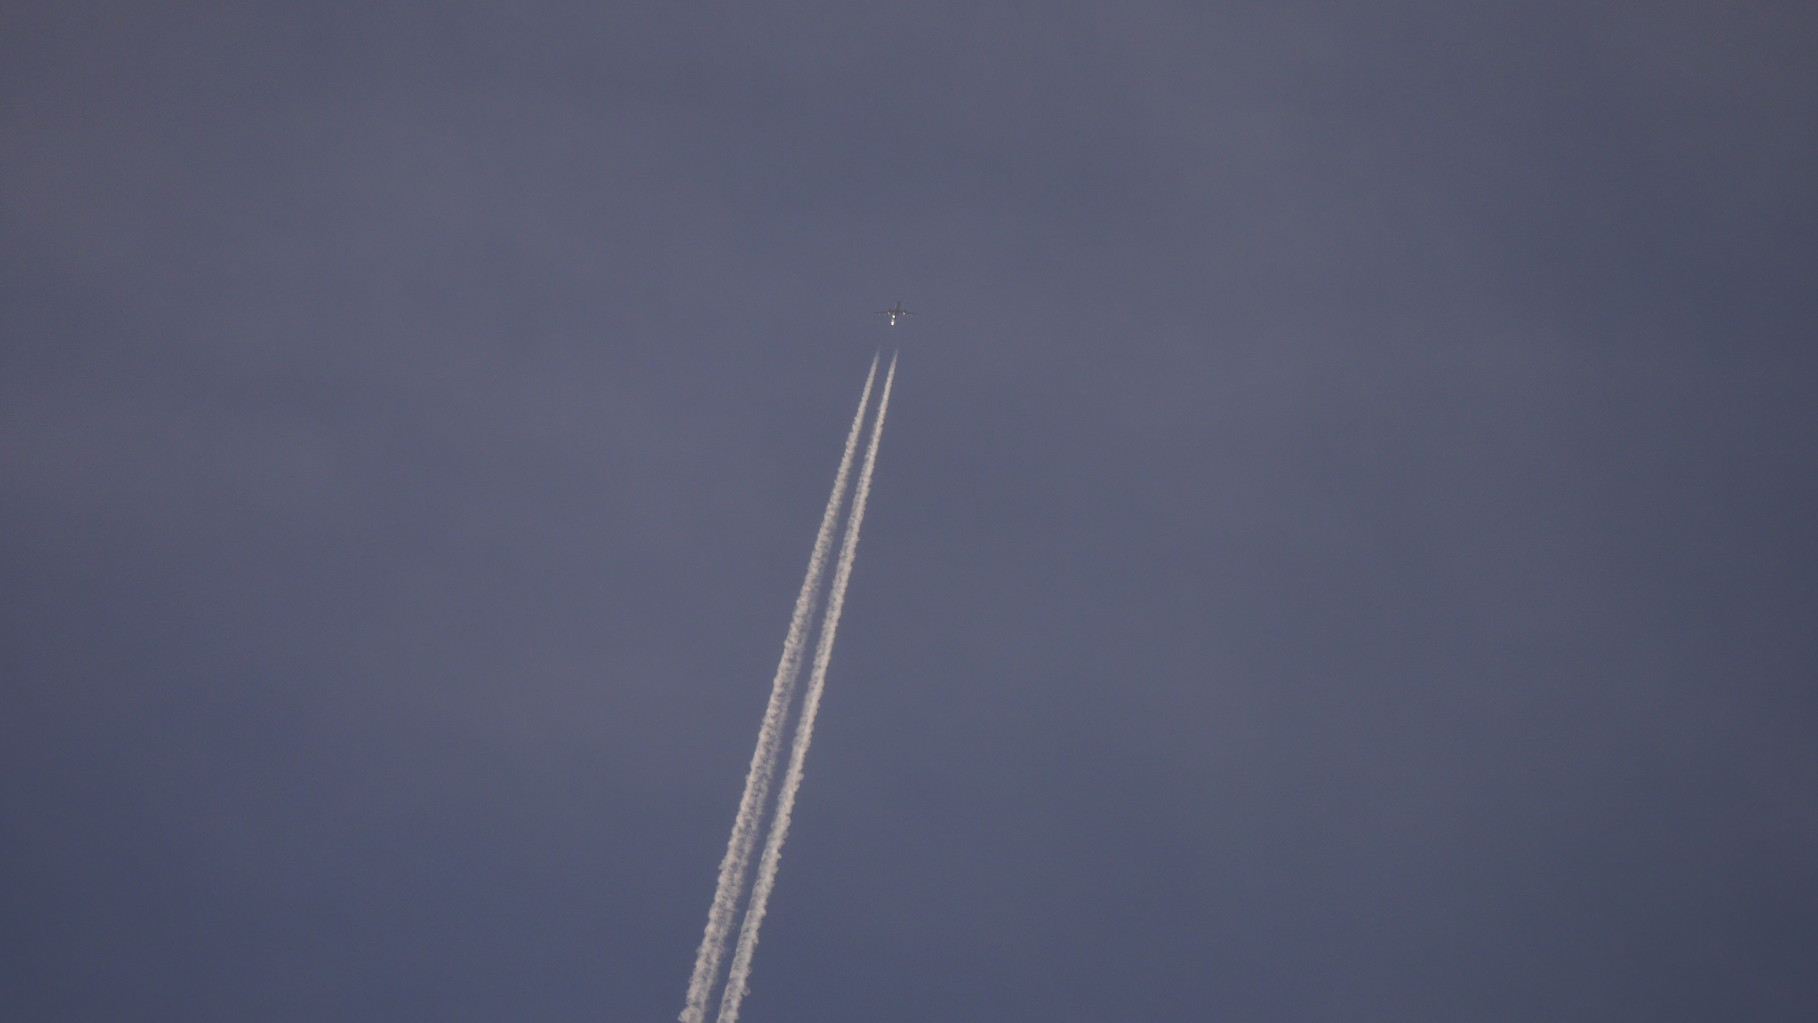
875, 301, 914, 326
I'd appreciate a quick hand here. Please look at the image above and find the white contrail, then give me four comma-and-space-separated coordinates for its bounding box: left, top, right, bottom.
716, 352, 897, 1023
679, 354, 880, 1023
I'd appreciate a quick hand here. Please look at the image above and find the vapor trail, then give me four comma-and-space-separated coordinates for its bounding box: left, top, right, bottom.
716, 352, 897, 1023
679, 354, 880, 1023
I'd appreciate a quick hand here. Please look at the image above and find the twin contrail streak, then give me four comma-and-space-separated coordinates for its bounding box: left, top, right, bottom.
714, 353, 897, 1023
678, 354, 880, 1023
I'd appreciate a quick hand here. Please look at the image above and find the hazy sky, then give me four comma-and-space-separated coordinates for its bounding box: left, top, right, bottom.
4, 3, 1816, 1020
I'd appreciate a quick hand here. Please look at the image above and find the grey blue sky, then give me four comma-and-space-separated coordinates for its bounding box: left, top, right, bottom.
4, 3, 1816, 1020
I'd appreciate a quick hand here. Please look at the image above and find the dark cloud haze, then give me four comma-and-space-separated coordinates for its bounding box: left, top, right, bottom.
4, 3, 1816, 1020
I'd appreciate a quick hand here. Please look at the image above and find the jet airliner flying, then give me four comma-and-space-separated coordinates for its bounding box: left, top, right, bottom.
875, 302, 914, 326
